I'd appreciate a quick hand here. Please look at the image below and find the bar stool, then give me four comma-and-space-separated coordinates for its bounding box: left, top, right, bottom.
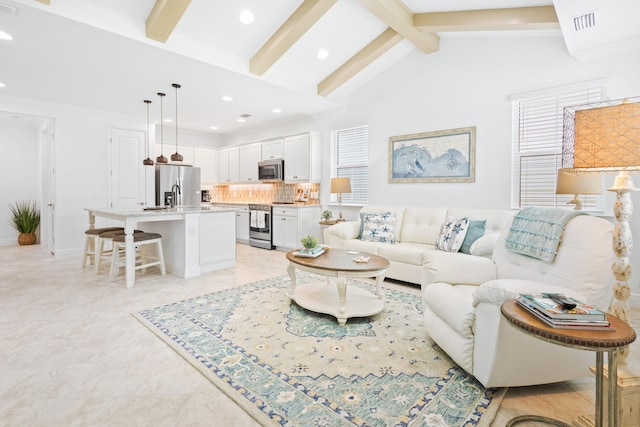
95, 229, 143, 273
82, 227, 124, 269
109, 232, 166, 283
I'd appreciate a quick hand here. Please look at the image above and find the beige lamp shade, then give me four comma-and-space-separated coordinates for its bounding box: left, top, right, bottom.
556, 169, 602, 195
330, 177, 351, 194
563, 97, 640, 173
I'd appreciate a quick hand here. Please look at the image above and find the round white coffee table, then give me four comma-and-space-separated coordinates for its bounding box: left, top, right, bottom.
286, 248, 390, 326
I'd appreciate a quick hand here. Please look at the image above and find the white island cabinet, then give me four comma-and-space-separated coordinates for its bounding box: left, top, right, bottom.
85, 207, 236, 288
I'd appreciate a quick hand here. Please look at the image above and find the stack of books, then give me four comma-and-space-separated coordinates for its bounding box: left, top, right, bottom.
516, 293, 614, 331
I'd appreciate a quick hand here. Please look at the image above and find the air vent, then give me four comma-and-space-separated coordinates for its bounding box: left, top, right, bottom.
572, 10, 597, 32
0, 2, 17, 15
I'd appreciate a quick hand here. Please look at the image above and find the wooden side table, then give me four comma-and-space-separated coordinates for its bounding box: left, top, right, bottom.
501, 300, 636, 427
318, 220, 338, 243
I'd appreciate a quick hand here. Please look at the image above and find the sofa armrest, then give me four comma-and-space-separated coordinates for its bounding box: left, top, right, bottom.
472, 279, 586, 308
421, 250, 497, 286
327, 221, 359, 239
323, 221, 360, 248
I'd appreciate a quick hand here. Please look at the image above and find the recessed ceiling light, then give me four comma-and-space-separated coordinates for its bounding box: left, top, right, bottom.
272, 108, 281, 114
0, 31, 13, 41
0, 82, 5, 88
317, 49, 329, 60
164, 118, 173, 122
237, 118, 246, 123
222, 95, 233, 102
239, 10, 254, 24
210, 126, 218, 130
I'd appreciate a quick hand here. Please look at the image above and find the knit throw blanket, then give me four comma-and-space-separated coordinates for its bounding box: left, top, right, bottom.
505, 207, 586, 263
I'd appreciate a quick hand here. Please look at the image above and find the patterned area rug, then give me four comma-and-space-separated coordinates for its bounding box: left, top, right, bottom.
133, 274, 506, 426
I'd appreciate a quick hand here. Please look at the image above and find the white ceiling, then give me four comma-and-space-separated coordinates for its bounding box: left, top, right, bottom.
0, 0, 637, 137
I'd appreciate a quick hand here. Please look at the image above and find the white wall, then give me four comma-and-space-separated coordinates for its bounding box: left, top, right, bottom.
0, 116, 41, 245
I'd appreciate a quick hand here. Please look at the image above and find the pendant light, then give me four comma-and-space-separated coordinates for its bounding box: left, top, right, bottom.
170, 83, 183, 162
142, 100, 154, 166
156, 92, 168, 164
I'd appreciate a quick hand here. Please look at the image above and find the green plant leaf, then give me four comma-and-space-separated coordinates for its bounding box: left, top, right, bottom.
9, 200, 41, 234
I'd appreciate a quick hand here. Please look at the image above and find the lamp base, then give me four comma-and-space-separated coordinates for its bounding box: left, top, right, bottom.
567, 194, 582, 210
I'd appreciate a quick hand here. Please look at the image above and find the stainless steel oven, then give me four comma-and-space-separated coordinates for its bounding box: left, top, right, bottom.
249, 204, 274, 250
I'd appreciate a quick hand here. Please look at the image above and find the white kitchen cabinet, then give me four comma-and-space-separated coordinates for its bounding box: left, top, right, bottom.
239, 143, 261, 183
194, 148, 217, 183
283, 132, 321, 182
218, 146, 239, 183
261, 138, 284, 160
272, 205, 321, 250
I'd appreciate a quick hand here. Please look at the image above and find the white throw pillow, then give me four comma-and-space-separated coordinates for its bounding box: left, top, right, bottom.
360, 212, 397, 244
469, 232, 500, 257
435, 216, 469, 252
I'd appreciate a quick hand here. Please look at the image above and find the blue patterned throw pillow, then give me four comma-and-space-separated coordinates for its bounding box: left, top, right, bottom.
435, 216, 470, 252
360, 212, 396, 244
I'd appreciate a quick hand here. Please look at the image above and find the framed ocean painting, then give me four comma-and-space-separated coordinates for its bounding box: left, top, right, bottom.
388, 126, 476, 183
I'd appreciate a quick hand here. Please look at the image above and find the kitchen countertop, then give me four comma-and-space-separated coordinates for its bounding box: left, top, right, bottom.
85, 206, 235, 217
211, 202, 321, 208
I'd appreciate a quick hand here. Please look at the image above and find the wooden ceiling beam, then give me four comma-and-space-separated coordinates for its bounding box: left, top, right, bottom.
414, 6, 559, 32
146, 0, 192, 43
357, 0, 439, 54
318, 27, 402, 97
250, 0, 337, 76
34, 0, 50, 4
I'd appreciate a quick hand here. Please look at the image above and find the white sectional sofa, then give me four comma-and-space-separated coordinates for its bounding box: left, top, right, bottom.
323, 205, 514, 286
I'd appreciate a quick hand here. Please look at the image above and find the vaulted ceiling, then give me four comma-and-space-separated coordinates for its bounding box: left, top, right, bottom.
1, 0, 638, 137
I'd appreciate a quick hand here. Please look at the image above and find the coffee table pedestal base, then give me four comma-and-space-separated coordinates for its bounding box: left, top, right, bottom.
289, 280, 384, 326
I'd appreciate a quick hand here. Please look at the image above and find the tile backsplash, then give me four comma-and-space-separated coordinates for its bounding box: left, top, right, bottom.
202, 182, 320, 205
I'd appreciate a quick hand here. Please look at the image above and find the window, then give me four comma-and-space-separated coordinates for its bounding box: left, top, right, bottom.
511, 82, 604, 211
334, 126, 368, 205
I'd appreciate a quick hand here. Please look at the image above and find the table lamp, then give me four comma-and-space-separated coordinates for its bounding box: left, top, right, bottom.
555, 168, 602, 210
330, 177, 351, 221
562, 96, 640, 361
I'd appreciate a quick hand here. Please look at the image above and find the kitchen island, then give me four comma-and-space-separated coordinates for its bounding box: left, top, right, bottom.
85, 206, 236, 288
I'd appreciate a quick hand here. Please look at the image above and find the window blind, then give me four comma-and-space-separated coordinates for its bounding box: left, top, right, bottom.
512, 86, 603, 210
335, 126, 368, 205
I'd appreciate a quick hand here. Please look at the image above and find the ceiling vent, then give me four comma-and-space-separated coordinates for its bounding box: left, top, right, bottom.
572, 10, 597, 32
0, 2, 17, 15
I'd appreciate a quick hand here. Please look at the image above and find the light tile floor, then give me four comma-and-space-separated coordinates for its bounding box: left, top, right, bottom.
0, 243, 638, 426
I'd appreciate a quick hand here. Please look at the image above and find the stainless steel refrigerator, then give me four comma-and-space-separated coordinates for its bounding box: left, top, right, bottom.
155, 164, 201, 207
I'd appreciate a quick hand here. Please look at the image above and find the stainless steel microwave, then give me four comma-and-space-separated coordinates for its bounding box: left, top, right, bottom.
258, 159, 284, 181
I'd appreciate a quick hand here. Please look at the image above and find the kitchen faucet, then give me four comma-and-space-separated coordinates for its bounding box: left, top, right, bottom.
171, 184, 181, 207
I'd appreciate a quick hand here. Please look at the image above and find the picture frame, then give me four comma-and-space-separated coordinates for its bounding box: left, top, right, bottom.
388, 126, 476, 183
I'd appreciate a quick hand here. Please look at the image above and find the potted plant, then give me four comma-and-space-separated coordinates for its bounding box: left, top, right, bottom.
9, 200, 40, 245
300, 235, 318, 253
321, 210, 333, 221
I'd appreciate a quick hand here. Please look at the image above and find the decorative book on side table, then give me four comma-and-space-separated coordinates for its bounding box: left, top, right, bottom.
516, 293, 614, 331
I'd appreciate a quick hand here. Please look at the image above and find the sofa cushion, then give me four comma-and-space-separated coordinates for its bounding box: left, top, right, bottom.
435, 216, 469, 252
343, 239, 381, 255
378, 242, 434, 266
460, 220, 486, 254
360, 212, 396, 244
399, 207, 448, 245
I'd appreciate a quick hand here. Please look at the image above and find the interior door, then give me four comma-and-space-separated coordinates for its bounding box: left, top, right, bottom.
43, 119, 56, 253
110, 128, 146, 209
